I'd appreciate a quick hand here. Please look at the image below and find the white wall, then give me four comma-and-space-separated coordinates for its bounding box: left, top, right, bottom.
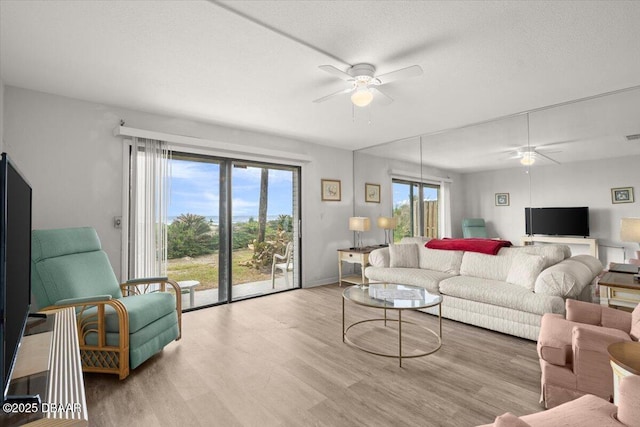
461, 156, 640, 263
0, 77, 4, 152
3, 86, 353, 286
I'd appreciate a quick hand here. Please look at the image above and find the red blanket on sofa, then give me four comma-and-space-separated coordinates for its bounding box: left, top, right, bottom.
425, 238, 512, 255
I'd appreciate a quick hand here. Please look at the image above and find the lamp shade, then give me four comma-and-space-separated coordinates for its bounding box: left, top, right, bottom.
349, 217, 371, 232
377, 216, 397, 230
620, 217, 640, 242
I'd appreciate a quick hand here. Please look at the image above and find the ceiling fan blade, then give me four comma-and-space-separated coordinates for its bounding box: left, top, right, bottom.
318, 65, 353, 81
312, 87, 354, 103
376, 65, 423, 85
535, 151, 561, 165
370, 87, 394, 105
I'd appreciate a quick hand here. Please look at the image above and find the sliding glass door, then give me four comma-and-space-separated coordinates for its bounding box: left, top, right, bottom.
231, 162, 299, 300
159, 153, 300, 310
165, 154, 224, 308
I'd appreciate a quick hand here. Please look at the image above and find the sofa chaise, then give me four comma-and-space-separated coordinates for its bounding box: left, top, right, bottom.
364, 238, 603, 340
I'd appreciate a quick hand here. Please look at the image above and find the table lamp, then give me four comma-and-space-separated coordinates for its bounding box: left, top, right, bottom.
620, 217, 640, 267
377, 216, 397, 246
349, 217, 371, 249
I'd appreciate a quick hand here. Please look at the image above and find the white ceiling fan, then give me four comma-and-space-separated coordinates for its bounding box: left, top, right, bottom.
507, 146, 562, 165
313, 63, 423, 107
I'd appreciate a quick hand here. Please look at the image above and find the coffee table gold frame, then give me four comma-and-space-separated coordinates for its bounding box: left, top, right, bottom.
342, 284, 442, 367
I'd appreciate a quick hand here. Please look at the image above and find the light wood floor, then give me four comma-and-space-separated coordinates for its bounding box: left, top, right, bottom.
85, 284, 543, 426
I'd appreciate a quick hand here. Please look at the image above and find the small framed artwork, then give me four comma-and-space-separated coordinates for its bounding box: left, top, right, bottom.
365, 183, 381, 203
495, 193, 510, 206
611, 187, 634, 204
321, 179, 341, 201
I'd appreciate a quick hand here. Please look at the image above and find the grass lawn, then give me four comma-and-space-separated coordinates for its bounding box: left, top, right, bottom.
167, 248, 270, 290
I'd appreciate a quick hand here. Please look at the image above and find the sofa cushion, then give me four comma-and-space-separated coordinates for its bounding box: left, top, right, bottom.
418, 247, 464, 275
364, 266, 452, 294
389, 244, 419, 268
506, 253, 546, 291
369, 247, 390, 268
460, 251, 515, 282
439, 276, 565, 315
535, 259, 593, 298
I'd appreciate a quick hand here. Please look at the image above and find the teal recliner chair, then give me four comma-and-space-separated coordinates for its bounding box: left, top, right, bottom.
31, 227, 181, 379
462, 218, 488, 238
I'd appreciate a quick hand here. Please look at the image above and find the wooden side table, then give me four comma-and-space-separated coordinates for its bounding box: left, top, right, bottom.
598, 271, 640, 310
337, 247, 378, 287
608, 341, 640, 405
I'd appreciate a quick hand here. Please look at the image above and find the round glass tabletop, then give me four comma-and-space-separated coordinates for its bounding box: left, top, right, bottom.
342, 283, 442, 310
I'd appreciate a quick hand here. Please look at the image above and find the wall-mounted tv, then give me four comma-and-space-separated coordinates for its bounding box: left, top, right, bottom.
525, 207, 589, 237
0, 153, 33, 403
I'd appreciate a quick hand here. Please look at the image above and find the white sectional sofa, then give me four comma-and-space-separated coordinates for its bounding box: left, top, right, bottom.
364, 237, 603, 340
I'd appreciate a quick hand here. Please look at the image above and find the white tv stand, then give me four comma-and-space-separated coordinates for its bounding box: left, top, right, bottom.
520, 235, 598, 258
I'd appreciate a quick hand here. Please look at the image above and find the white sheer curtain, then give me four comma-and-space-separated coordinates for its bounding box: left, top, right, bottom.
440, 180, 452, 238
129, 137, 170, 279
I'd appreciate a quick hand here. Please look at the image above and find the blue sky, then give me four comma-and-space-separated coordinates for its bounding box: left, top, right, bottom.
393, 182, 438, 208
168, 159, 294, 218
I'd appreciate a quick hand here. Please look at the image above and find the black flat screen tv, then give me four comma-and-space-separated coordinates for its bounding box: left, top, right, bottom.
525, 207, 589, 237
0, 153, 33, 403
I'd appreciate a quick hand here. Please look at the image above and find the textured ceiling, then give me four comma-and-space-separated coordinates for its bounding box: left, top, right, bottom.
1, 1, 640, 163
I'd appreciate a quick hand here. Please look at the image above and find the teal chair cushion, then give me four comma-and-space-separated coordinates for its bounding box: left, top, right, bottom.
32, 251, 122, 308
462, 218, 488, 238
32, 227, 103, 262
84, 292, 177, 334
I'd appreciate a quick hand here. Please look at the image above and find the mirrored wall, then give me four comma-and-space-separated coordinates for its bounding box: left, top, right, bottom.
354, 86, 640, 264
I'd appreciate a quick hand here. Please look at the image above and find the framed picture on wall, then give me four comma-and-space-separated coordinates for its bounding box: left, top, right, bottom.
321, 179, 341, 201
611, 187, 634, 204
365, 183, 381, 203
495, 193, 510, 206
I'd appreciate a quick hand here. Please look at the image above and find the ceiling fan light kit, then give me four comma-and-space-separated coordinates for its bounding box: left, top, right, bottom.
520, 152, 536, 165
314, 62, 423, 107
351, 86, 374, 107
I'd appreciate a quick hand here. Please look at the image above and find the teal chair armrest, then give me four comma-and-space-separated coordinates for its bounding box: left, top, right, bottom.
125, 276, 169, 285
120, 278, 182, 338
54, 295, 113, 306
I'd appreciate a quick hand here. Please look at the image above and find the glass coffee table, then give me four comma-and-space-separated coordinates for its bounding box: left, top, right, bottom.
342, 283, 442, 367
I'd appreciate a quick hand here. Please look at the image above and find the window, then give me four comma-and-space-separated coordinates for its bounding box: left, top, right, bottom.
392, 179, 440, 241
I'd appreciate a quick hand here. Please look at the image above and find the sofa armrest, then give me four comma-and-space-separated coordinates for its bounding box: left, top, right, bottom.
572, 325, 631, 398
567, 299, 632, 332
573, 325, 631, 353
369, 247, 390, 268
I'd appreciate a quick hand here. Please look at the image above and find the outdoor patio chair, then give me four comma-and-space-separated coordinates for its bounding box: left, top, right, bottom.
271, 241, 293, 288
31, 227, 182, 379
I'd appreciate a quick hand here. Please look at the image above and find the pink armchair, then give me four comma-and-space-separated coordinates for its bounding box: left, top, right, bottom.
479, 375, 640, 426
536, 299, 640, 408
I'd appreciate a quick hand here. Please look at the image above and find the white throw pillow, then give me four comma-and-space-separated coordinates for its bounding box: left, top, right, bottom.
506, 253, 546, 291
389, 244, 419, 268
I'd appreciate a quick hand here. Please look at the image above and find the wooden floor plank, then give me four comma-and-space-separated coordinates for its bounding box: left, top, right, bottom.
84, 285, 543, 426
